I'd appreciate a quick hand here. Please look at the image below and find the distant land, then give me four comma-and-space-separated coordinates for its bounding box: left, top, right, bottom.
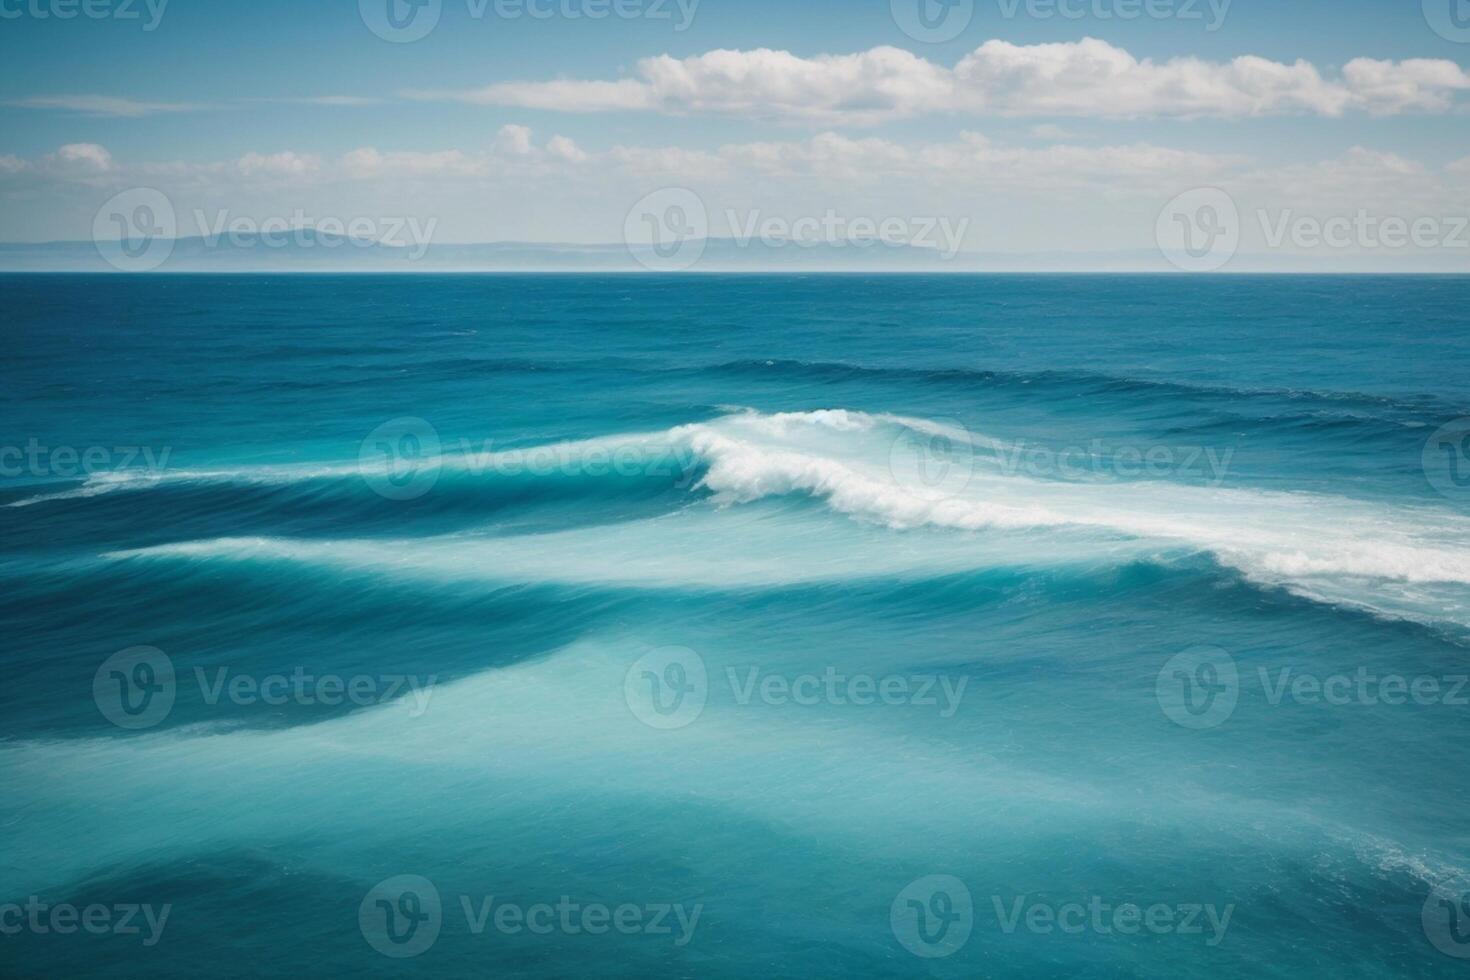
1, 230, 1466, 273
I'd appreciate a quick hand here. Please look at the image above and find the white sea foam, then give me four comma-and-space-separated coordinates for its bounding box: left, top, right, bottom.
6, 430, 678, 507
80, 408, 1470, 623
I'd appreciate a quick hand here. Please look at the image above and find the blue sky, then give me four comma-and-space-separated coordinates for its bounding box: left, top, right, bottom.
2, 0, 1468, 265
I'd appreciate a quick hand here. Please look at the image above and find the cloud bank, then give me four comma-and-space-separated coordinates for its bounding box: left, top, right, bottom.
405, 39, 1470, 124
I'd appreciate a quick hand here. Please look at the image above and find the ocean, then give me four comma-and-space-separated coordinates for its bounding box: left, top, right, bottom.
2, 273, 1469, 978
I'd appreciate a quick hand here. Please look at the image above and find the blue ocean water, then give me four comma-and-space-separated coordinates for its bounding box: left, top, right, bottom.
2, 273, 1469, 978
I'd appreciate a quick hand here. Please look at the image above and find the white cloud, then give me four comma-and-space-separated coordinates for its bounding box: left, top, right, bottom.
1340, 58, 1470, 114
494, 124, 534, 156
51, 143, 113, 172
10, 95, 207, 117
249, 96, 386, 107
408, 78, 652, 114
235, 152, 322, 178
408, 39, 1470, 124
1, 131, 1238, 201
339, 147, 484, 180
2, 137, 1463, 257
546, 135, 588, 162
953, 40, 1349, 117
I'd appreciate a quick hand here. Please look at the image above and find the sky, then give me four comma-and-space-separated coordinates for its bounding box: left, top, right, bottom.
1, 0, 1468, 266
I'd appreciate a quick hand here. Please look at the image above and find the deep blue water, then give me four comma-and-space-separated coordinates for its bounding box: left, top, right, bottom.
2, 274, 1470, 978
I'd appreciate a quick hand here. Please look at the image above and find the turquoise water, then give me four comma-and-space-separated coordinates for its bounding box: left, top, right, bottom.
2, 274, 1470, 977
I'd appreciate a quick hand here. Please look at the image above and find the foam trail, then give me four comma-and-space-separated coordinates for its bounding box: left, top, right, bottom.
82, 409, 1470, 624
6, 429, 684, 507
683, 412, 1470, 624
